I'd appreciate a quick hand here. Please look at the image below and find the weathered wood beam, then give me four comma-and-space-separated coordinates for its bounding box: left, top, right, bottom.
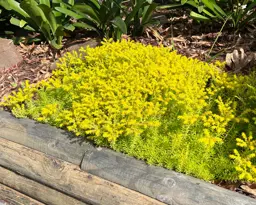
0, 183, 43, 205
0, 138, 164, 205
0, 110, 89, 165
0, 166, 87, 205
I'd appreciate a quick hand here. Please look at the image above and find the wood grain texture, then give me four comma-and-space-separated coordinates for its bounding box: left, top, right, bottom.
0, 183, 43, 205
0, 166, 87, 205
0, 138, 164, 205
0, 110, 92, 165
81, 147, 256, 205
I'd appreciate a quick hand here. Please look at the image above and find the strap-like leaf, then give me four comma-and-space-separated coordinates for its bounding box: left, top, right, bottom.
73, 22, 97, 31
73, 4, 100, 23
112, 16, 127, 34
190, 11, 210, 21
50, 38, 63, 49
67, 0, 74, 6
10, 16, 27, 28
157, 4, 182, 9
125, 0, 144, 24
202, 0, 226, 19
100, 0, 122, 25
55, 6, 84, 19
88, 0, 100, 10
1, 0, 29, 18
20, 0, 46, 26
64, 24, 76, 31
141, 2, 157, 25
213, 3, 226, 18
0, 0, 11, 10
38, 4, 58, 33
185, 0, 198, 8
39, 0, 50, 7
40, 20, 52, 41
181, 0, 188, 5
55, 25, 64, 36
202, 8, 216, 18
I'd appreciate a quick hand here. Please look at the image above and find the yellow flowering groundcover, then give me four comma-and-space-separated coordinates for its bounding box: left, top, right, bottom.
2, 40, 256, 181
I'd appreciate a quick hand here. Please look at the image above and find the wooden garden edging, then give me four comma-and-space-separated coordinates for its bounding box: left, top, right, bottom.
0, 166, 87, 205
0, 183, 43, 205
0, 110, 256, 205
0, 138, 163, 205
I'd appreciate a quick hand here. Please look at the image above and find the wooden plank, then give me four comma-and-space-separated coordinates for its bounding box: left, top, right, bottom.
0, 110, 91, 165
0, 138, 164, 205
0, 166, 87, 205
81, 147, 256, 205
1, 113, 256, 205
0, 183, 43, 205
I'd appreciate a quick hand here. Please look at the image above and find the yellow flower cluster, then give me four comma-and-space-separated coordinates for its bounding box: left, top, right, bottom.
1, 80, 37, 107
230, 133, 256, 181
37, 103, 58, 122
1, 39, 221, 144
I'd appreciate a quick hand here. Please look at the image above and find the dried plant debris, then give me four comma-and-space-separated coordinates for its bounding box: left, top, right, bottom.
214, 181, 256, 199
0, 43, 55, 102
0, 38, 99, 102
241, 185, 256, 196
226, 48, 256, 73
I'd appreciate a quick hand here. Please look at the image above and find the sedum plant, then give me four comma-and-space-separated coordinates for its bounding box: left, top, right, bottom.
1, 40, 256, 182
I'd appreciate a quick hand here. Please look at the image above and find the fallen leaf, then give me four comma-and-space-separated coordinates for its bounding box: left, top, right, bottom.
241, 185, 256, 195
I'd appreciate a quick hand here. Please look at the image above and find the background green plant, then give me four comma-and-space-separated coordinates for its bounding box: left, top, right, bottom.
0, 0, 159, 46
159, 0, 256, 29
71, 0, 158, 40
0, 0, 83, 49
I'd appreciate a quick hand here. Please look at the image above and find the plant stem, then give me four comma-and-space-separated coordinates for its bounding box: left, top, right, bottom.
208, 15, 231, 59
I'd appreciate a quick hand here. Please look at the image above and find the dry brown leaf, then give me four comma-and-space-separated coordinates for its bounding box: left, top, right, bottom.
192, 41, 212, 47
149, 28, 163, 41
19, 42, 28, 50
241, 185, 256, 195
170, 37, 186, 42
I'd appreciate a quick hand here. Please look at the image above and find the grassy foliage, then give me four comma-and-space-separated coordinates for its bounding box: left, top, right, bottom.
2, 40, 256, 182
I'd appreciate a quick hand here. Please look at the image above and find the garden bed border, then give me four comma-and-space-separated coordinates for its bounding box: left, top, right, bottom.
0, 110, 255, 205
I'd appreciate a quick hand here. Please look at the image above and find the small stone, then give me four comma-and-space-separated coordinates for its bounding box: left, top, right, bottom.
0, 38, 23, 69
